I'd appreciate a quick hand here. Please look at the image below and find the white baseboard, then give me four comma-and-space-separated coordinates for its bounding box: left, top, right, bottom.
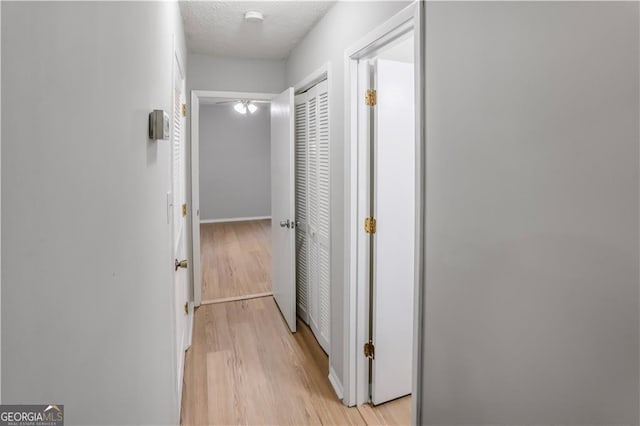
297, 305, 310, 325
200, 216, 271, 224
328, 365, 344, 400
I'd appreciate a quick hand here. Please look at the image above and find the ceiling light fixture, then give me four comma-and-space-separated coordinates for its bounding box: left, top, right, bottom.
233, 101, 258, 115
234, 101, 247, 114
244, 11, 264, 23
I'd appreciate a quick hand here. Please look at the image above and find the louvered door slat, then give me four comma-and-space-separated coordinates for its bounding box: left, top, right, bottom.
172, 84, 184, 245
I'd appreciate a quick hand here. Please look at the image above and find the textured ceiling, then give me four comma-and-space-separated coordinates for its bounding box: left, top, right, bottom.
179, 1, 335, 60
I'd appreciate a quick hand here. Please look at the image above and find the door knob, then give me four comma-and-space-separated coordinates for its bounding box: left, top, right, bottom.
175, 259, 188, 271
280, 219, 291, 228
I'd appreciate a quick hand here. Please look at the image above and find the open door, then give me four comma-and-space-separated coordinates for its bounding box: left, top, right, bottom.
172, 52, 190, 397
271, 87, 297, 333
370, 58, 415, 405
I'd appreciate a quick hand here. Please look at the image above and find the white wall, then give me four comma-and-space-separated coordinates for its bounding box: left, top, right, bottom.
421, 2, 639, 424
199, 104, 271, 221
285, 0, 411, 391
2, 2, 186, 424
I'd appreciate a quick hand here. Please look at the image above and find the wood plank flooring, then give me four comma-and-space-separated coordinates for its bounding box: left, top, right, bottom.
187, 218, 410, 425
200, 220, 271, 301
181, 297, 411, 425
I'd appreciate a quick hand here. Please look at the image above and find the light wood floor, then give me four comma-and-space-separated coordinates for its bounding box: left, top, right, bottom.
181, 296, 411, 425
200, 220, 271, 302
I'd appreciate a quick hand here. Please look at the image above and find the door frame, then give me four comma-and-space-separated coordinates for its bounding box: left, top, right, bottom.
190, 90, 279, 307
343, 2, 425, 422
293, 62, 331, 94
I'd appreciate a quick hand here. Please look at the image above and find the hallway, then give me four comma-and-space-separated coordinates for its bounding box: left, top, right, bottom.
180, 296, 411, 425
3, 2, 639, 425
185, 219, 410, 424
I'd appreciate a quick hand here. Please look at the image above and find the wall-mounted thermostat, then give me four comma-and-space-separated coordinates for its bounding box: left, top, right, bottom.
149, 110, 170, 140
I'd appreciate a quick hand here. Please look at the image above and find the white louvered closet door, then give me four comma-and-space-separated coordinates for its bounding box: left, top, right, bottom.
294, 80, 330, 354
314, 80, 330, 352
295, 93, 310, 324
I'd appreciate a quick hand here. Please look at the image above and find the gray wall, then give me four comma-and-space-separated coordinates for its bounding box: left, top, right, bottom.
285, 1, 411, 388
2, 2, 186, 424
422, 2, 639, 424
199, 104, 271, 221
188, 53, 285, 94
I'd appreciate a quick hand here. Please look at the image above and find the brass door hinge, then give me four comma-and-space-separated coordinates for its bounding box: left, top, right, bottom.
175, 258, 188, 271
184, 302, 189, 314
364, 217, 376, 234
365, 89, 377, 106
364, 341, 375, 359
182, 103, 187, 117
182, 203, 187, 217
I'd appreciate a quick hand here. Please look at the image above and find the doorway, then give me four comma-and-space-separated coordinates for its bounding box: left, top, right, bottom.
190, 90, 279, 307
344, 2, 424, 420
196, 95, 273, 304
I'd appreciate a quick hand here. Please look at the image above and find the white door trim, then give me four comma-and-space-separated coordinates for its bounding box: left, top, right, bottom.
190, 90, 279, 307
293, 62, 331, 95
343, 3, 425, 423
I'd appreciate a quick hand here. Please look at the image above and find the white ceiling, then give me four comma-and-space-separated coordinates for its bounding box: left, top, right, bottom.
179, 1, 335, 60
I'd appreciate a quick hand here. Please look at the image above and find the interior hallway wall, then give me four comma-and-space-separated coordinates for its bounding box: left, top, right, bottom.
199, 104, 271, 221
285, 0, 412, 393
2, 2, 186, 424
187, 54, 285, 95
422, 2, 639, 424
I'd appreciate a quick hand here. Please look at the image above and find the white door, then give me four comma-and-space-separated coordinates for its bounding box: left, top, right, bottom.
306, 81, 331, 352
271, 87, 297, 332
172, 53, 189, 394
294, 81, 331, 353
371, 59, 415, 405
